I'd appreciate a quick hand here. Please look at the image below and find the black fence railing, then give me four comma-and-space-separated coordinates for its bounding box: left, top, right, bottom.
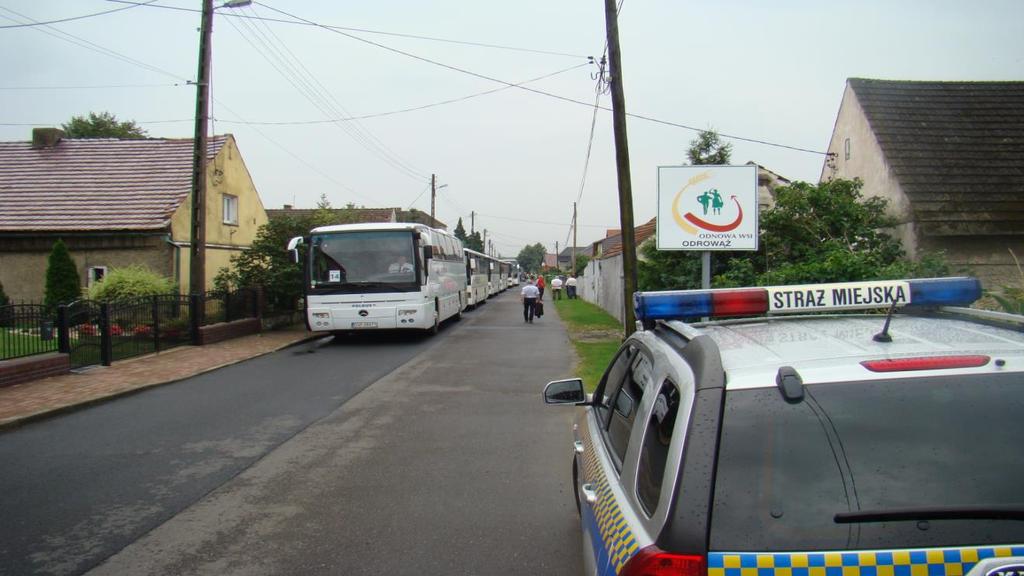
0, 303, 59, 361
1, 287, 276, 367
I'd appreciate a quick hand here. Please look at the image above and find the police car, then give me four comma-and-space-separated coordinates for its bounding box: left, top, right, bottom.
543, 277, 1024, 576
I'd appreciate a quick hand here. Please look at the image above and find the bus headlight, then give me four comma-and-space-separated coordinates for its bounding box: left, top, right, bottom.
397, 309, 417, 317
311, 312, 330, 319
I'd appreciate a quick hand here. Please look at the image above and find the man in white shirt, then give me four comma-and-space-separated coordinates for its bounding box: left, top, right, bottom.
551, 276, 564, 300
520, 278, 540, 323
566, 275, 578, 299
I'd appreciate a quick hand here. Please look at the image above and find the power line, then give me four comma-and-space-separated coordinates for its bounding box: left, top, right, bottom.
0, 82, 179, 90
254, 2, 830, 157
474, 211, 615, 229
211, 62, 588, 126
0, 0, 154, 28
104, 0, 586, 58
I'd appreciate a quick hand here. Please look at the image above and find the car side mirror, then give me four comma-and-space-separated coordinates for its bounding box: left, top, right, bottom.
543, 378, 586, 405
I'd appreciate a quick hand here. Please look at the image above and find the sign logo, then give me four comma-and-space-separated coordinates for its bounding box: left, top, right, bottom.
658, 165, 758, 251
358, 310, 369, 317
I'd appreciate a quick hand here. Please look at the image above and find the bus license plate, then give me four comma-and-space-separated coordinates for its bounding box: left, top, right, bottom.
351, 322, 378, 328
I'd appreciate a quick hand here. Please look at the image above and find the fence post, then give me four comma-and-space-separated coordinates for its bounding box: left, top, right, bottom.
223, 290, 232, 323
57, 304, 70, 354
190, 293, 202, 346
152, 295, 161, 353
100, 302, 112, 366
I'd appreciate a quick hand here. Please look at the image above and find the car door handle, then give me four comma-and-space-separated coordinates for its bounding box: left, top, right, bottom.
581, 483, 598, 504
573, 441, 585, 454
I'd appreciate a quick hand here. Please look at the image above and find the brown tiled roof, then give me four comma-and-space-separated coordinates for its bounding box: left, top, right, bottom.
266, 206, 447, 230
849, 78, 1024, 236
0, 135, 228, 232
601, 217, 657, 258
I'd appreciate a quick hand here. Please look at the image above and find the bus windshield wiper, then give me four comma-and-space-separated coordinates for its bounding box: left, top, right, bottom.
835, 506, 1024, 523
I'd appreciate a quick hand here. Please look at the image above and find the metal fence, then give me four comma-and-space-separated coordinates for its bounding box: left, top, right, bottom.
0, 303, 59, 361
1, 287, 270, 367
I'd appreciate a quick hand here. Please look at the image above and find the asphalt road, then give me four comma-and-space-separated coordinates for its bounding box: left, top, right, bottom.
0, 291, 583, 576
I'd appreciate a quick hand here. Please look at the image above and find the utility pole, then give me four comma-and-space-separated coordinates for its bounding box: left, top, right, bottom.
189, 0, 213, 312
470, 211, 475, 234
604, 0, 638, 337
572, 204, 579, 276
555, 241, 559, 270
483, 229, 487, 254
430, 173, 436, 224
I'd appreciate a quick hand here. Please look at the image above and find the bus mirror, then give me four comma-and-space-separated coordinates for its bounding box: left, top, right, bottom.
470, 259, 477, 270
423, 245, 433, 260
286, 236, 304, 251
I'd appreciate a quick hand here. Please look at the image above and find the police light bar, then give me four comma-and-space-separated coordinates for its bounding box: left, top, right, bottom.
634, 277, 982, 322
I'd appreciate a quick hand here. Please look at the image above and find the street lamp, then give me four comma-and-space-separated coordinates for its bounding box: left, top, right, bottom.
189, 0, 252, 310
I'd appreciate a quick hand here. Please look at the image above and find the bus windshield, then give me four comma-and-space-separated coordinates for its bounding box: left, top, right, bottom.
311, 230, 418, 292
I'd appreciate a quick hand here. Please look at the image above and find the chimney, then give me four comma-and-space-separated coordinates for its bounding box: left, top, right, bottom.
32, 128, 65, 149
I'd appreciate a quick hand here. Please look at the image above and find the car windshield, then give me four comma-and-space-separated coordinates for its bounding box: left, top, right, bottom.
310, 230, 417, 292
710, 372, 1024, 551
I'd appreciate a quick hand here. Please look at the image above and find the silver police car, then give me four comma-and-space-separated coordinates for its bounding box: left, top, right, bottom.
544, 277, 1024, 576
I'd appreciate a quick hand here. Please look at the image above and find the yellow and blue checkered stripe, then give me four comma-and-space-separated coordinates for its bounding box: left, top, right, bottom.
579, 425, 641, 575
709, 546, 1024, 576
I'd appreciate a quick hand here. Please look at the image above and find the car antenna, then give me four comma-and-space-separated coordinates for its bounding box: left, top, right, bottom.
776, 366, 804, 404
873, 299, 900, 343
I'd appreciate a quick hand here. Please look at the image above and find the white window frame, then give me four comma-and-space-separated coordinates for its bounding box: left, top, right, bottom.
87, 266, 108, 288
222, 194, 239, 225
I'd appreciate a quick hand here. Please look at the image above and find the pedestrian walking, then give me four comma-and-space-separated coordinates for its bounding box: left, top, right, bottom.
536, 274, 546, 301
566, 275, 578, 299
520, 278, 539, 323
551, 275, 563, 300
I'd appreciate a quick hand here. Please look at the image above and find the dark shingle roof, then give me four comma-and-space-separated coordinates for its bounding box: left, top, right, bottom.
0, 135, 228, 232
849, 78, 1024, 236
601, 217, 657, 258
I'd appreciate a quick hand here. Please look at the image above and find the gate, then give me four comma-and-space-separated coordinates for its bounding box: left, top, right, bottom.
59, 300, 103, 369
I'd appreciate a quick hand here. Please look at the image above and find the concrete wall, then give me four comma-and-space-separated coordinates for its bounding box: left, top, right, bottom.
821, 83, 919, 255
169, 135, 269, 293
579, 254, 626, 323
0, 235, 172, 303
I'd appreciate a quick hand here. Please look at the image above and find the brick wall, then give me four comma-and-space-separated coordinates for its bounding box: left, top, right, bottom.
0, 353, 71, 388
198, 317, 261, 345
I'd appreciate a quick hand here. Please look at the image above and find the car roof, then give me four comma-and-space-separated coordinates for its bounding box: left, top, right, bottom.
661, 310, 1024, 390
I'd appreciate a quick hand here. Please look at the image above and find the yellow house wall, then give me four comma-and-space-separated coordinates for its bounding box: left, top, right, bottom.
169, 135, 269, 293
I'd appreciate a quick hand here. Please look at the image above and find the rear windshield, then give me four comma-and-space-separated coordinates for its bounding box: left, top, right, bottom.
710, 373, 1024, 551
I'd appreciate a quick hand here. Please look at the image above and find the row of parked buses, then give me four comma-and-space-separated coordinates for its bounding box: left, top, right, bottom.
287, 222, 521, 336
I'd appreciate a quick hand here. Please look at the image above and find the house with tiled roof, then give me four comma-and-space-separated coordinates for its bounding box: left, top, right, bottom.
0, 128, 268, 301
822, 78, 1024, 285
265, 205, 446, 230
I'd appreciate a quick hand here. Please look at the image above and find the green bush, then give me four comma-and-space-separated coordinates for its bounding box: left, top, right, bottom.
44, 239, 81, 309
88, 265, 176, 300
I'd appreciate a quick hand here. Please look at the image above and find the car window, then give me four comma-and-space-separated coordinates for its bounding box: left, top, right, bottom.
636, 379, 680, 515
605, 350, 650, 470
710, 372, 1024, 551
594, 345, 636, 430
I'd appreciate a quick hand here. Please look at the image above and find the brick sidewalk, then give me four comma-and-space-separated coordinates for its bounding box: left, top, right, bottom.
0, 326, 317, 429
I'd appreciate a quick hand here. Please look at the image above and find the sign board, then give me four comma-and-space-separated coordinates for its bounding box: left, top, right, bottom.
657, 165, 759, 251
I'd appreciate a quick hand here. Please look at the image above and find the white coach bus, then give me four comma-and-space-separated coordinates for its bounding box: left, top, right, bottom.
287, 223, 466, 335
463, 248, 490, 308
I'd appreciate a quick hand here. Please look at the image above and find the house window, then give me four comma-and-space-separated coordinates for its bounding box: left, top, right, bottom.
844, 137, 851, 161
222, 194, 238, 225
87, 266, 108, 288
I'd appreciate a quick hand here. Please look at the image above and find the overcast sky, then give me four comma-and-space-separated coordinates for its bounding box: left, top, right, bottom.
2, 1, 1021, 257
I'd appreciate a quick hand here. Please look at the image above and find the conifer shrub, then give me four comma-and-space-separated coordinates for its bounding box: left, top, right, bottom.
44, 239, 82, 309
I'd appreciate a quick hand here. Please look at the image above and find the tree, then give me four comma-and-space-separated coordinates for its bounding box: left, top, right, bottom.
464, 231, 484, 252
62, 111, 147, 139
517, 243, 546, 273
44, 239, 81, 308
213, 213, 315, 310
87, 265, 175, 300
574, 254, 590, 275
453, 218, 467, 242
686, 129, 732, 165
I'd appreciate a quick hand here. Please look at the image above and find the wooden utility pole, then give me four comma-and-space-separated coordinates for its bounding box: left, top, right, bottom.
572, 202, 578, 276
555, 241, 559, 270
189, 0, 213, 315
430, 174, 436, 224
604, 0, 638, 336
470, 211, 475, 234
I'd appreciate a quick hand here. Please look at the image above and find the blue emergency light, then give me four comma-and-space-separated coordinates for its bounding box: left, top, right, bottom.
634, 277, 982, 322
